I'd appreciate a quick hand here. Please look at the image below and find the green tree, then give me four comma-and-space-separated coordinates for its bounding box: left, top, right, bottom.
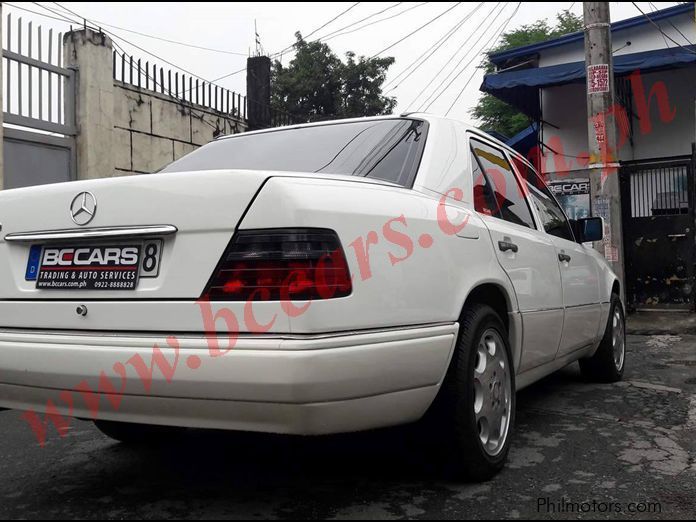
470, 10, 583, 137
272, 33, 396, 122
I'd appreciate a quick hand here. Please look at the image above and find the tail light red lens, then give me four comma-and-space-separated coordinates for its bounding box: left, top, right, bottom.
202, 228, 352, 301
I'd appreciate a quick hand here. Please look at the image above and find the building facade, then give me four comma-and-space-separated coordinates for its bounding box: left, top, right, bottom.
482, 3, 696, 311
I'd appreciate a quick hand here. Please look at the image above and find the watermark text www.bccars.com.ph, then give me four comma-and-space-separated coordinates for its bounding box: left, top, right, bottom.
18, 65, 677, 447
537, 497, 662, 515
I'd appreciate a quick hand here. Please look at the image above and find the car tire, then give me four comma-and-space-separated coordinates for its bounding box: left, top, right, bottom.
94, 420, 184, 444
579, 293, 625, 383
427, 303, 515, 482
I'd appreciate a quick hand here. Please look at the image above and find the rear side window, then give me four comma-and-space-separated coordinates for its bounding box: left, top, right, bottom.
470, 139, 535, 229
162, 119, 427, 187
471, 150, 500, 217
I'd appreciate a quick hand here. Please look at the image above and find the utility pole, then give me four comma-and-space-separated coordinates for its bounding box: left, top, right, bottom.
583, 1, 624, 294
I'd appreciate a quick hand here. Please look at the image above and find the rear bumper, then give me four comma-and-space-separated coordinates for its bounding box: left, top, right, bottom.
0, 324, 457, 435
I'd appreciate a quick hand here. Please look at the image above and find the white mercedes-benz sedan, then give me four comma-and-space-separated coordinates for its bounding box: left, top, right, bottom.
0, 114, 624, 480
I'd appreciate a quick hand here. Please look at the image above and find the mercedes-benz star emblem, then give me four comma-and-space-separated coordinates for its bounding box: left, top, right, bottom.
70, 191, 97, 226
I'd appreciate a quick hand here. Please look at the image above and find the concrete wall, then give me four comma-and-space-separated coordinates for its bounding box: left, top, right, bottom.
65, 28, 247, 180
113, 82, 246, 176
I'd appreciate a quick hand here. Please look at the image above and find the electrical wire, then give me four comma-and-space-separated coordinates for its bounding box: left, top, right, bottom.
444, 2, 522, 116
252, 3, 412, 80
47, 2, 248, 56
405, 2, 504, 112
306, 2, 403, 44
321, 2, 428, 43
272, 2, 402, 57
4, 2, 76, 24
631, 2, 696, 54
33, 2, 247, 105
40, 2, 234, 92
303, 1, 361, 40
421, 2, 507, 112
383, 2, 485, 92
371, 2, 462, 58
648, 1, 693, 45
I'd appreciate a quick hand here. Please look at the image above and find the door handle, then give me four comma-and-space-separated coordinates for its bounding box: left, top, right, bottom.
668, 234, 686, 239
558, 253, 572, 263
498, 240, 518, 253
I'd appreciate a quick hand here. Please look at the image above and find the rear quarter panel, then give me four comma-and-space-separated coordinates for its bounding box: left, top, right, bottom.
239, 175, 518, 335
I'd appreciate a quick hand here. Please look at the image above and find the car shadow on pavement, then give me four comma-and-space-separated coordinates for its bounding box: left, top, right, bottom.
78, 366, 587, 495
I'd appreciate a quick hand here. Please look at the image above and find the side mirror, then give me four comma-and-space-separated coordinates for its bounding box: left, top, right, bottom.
574, 217, 604, 243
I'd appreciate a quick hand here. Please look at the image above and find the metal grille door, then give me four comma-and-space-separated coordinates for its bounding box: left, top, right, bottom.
620, 157, 695, 310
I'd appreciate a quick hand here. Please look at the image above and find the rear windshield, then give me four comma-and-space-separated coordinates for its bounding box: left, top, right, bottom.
162, 118, 428, 187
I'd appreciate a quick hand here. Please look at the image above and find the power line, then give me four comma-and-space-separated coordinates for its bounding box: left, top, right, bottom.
18, 2, 246, 59
225, 3, 414, 82
272, 1, 396, 57
648, 1, 693, 46
422, 2, 507, 112
444, 2, 522, 116
307, 2, 404, 45
645, 1, 672, 48
371, 2, 462, 58
303, 2, 361, 40
383, 2, 486, 92
631, 2, 696, 54
47, 2, 248, 56
40, 2, 232, 90
270, 1, 428, 72
200, 2, 429, 93
40, 2, 250, 100
235, 3, 421, 88
321, 2, 428, 43
4, 2, 76, 24
405, 2, 504, 112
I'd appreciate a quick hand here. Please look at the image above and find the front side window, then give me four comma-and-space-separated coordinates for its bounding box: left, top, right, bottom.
162, 119, 427, 187
514, 158, 575, 241
470, 139, 535, 229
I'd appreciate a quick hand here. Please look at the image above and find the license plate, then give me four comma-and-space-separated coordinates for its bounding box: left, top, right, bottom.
28, 240, 163, 290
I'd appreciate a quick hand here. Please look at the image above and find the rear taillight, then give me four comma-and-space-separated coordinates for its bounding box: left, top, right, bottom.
202, 228, 352, 301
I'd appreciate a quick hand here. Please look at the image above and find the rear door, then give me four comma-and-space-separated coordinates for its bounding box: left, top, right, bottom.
469, 137, 564, 372
513, 159, 602, 357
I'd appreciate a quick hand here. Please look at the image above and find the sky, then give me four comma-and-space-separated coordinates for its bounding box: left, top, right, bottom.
2, 2, 682, 127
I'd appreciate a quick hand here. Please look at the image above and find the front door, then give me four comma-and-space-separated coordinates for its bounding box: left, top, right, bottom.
620, 157, 695, 310
518, 164, 602, 357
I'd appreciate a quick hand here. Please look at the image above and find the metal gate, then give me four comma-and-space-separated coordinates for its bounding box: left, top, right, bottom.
620, 154, 695, 311
2, 14, 76, 189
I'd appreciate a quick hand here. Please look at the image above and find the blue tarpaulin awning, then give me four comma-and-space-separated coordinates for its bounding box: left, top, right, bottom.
481, 45, 696, 119
505, 122, 538, 155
